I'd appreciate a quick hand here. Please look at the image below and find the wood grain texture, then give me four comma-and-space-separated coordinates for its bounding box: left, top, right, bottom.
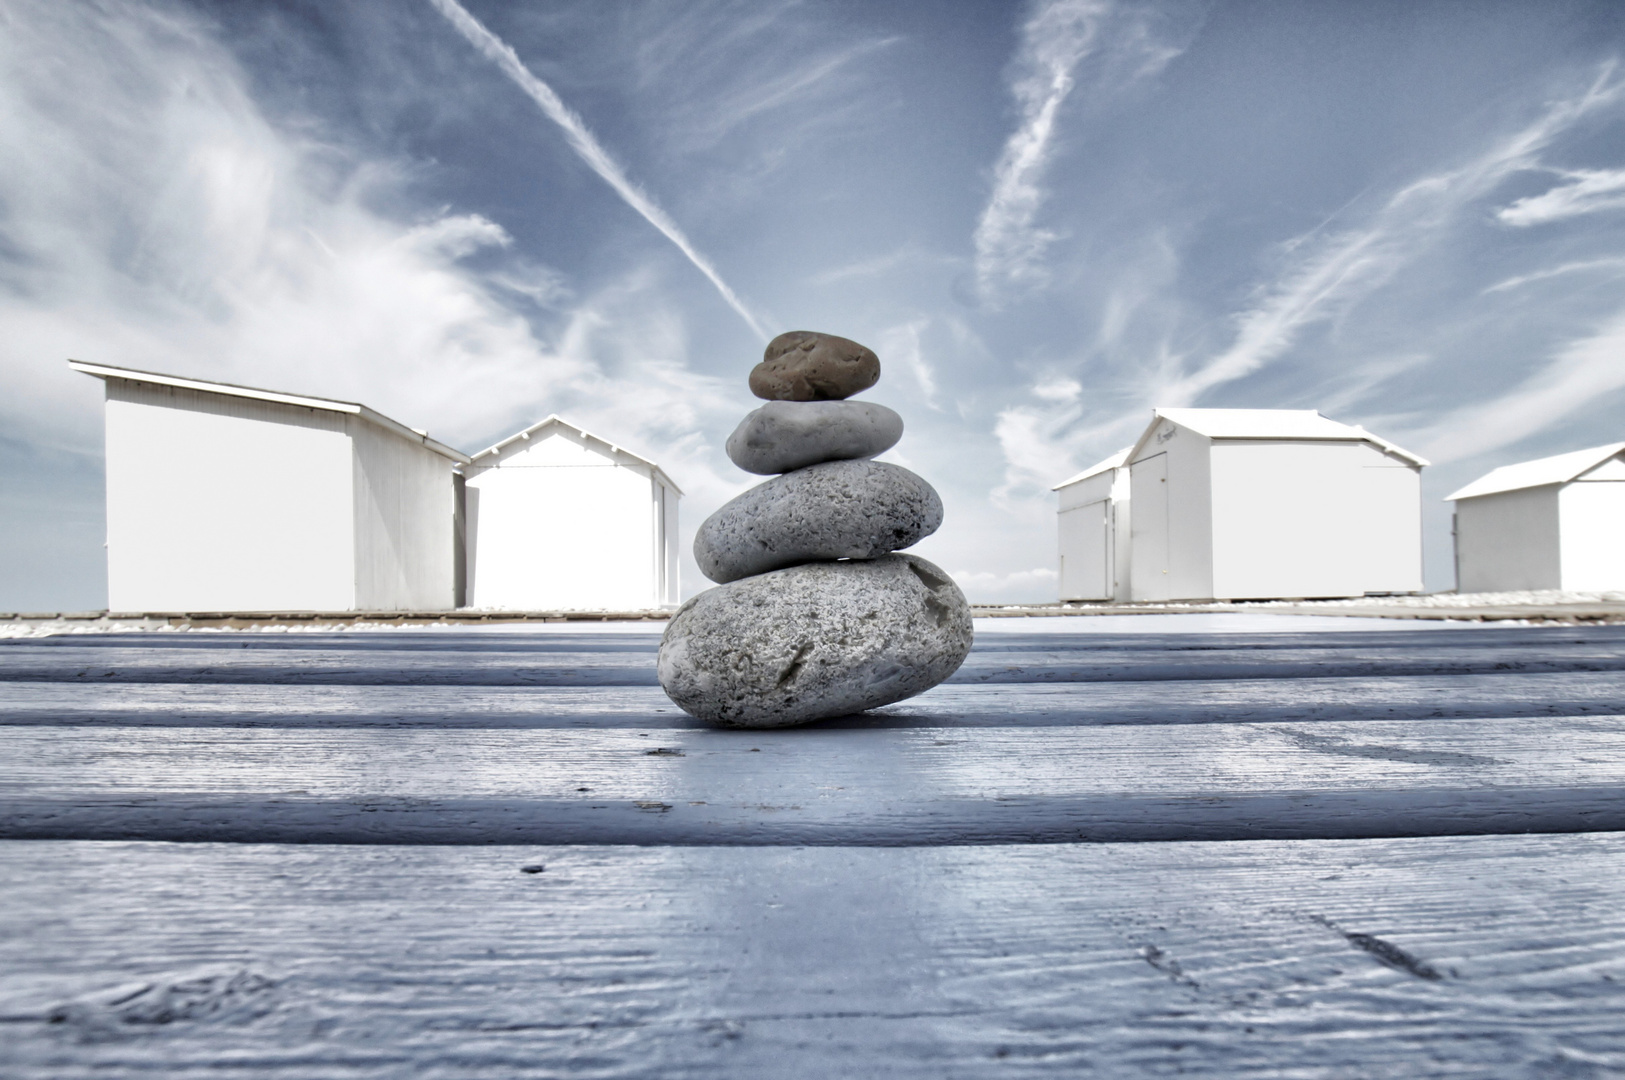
0, 644, 660, 685
1, 631, 670, 651
951, 639, 1625, 682
6, 624, 1624, 1073
8, 625, 1620, 650
5, 625, 1624, 686
1, 835, 1622, 1078
4, 719, 1624, 843
6, 671, 1622, 729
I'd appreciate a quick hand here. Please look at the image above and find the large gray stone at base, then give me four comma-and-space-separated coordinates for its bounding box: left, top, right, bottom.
658, 554, 974, 728
726, 400, 904, 475
695, 460, 942, 584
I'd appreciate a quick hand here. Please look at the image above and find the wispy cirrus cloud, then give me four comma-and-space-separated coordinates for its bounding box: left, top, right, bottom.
0, 0, 574, 448
617, 0, 902, 179
426, 0, 771, 340
1411, 305, 1625, 463
1157, 64, 1624, 406
983, 65, 1625, 506
1496, 167, 1625, 226
667, 37, 897, 152
991, 391, 1090, 502
0, 0, 757, 583
972, 0, 1185, 306
809, 245, 962, 287
1482, 255, 1625, 293
875, 319, 941, 409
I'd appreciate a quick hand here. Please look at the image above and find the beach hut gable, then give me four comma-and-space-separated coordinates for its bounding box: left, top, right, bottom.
462, 416, 680, 611
1445, 443, 1625, 502
1583, 455, 1625, 481
1448, 443, 1625, 594
1128, 408, 1429, 465
1077, 408, 1426, 603
469, 416, 682, 492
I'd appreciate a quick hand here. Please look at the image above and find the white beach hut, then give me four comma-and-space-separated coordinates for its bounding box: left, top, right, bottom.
1123, 408, 1427, 602
1446, 442, 1625, 593
462, 416, 681, 611
1053, 447, 1132, 602
71, 360, 468, 612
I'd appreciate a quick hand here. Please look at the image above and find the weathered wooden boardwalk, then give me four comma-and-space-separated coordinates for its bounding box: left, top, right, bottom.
3, 622, 1624, 1077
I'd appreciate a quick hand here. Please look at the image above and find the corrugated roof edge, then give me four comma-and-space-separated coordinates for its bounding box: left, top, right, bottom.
1123, 408, 1429, 468
1052, 446, 1131, 490
67, 360, 471, 464
1445, 442, 1625, 501
466, 414, 683, 496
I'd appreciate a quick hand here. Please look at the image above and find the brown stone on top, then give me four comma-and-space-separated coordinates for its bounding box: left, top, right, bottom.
749, 330, 880, 401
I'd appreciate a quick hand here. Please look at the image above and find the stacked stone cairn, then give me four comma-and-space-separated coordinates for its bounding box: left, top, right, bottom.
658, 330, 974, 728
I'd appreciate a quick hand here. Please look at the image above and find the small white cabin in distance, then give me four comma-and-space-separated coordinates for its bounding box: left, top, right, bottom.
462, 416, 681, 611
1447, 442, 1625, 593
70, 360, 468, 612
1122, 408, 1427, 602
1053, 447, 1132, 602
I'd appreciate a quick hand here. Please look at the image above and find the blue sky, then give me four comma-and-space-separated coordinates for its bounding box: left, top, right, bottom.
5, 0, 1625, 609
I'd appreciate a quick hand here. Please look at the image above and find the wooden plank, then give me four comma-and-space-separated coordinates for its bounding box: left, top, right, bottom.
873, 671, 1625, 726
4, 671, 1624, 728
12, 624, 1624, 650
5, 720, 1624, 843
5, 627, 1625, 684
0, 644, 661, 685
1, 834, 1622, 1077
0, 630, 668, 650
952, 638, 1625, 682
0, 681, 694, 727
969, 624, 1625, 648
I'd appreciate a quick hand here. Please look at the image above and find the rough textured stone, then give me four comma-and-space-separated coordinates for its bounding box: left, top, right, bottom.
726, 400, 904, 475
749, 330, 880, 401
658, 554, 973, 728
695, 460, 942, 584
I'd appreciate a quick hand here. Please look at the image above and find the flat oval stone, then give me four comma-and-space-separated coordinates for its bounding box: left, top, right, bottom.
658, 554, 974, 728
694, 460, 942, 584
749, 330, 879, 401
726, 400, 904, 475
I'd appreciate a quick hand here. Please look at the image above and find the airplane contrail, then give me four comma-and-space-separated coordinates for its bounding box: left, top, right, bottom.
427, 0, 770, 341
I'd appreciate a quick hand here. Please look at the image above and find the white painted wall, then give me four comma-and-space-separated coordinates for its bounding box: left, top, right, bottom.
1206, 440, 1420, 600
1057, 469, 1112, 601
1210, 441, 1359, 599
1058, 500, 1110, 600
1559, 480, 1625, 591
1358, 450, 1425, 594
658, 480, 680, 606
464, 429, 677, 610
1057, 465, 1131, 601
1169, 427, 1215, 602
1453, 486, 1562, 593
350, 418, 457, 610
104, 378, 356, 611
1128, 423, 1423, 602
1130, 452, 1170, 601
1130, 420, 1213, 601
